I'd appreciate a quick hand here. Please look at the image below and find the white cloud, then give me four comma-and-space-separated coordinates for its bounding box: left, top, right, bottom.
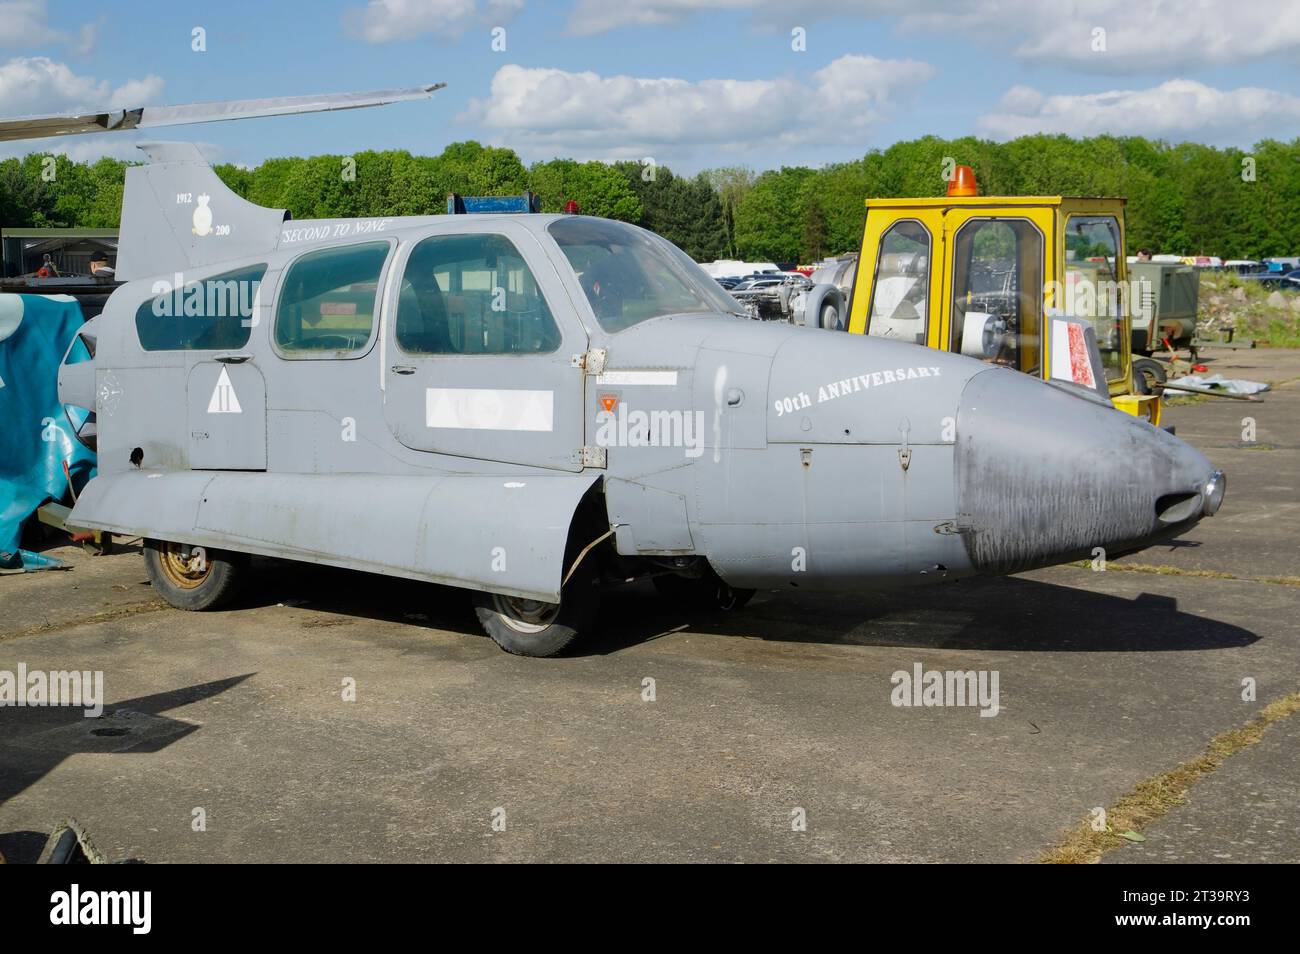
71, 20, 101, 57
565, 0, 1300, 71
0, 1, 67, 47
0, 136, 229, 165
343, 0, 523, 43
566, 0, 916, 35
978, 80, 1300, 143
0, 2, 104, 55
0, 56, 163, 115
464, 55, 934, 158
0, 57, 165, 115
106, 75, 167, 109
902, 0, 1300, 72
0, 134, 141, 163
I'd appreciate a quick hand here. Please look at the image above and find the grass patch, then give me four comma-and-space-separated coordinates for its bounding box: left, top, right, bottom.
1065, 561, 1300, 587
1040, 691, 1300, 864
0, 599, 167, 643
1255, 319, 1300, 349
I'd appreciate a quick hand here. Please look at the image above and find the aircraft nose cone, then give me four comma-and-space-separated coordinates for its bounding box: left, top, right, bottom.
954, 369, 1222, 575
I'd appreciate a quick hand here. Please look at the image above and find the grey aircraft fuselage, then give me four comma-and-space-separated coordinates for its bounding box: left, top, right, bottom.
54, 142, 1225, 613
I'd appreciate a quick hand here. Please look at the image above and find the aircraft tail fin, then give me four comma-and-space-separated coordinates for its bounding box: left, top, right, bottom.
115, 142, 287, 282
0, 82, 445, 281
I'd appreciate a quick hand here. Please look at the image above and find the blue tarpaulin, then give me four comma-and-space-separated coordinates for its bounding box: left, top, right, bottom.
0, 294, 97, 570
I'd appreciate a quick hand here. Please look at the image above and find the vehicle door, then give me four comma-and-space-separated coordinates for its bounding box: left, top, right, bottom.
131, 262, 269, 470
939, 206, 1055, 377
852, 208, 946, 347
1055, 206, 1130, 395
380, 220, 587, 471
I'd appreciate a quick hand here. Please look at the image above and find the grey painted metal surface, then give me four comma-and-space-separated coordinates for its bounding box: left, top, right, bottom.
49, 135, 1223, 609
0, 85, 441, 143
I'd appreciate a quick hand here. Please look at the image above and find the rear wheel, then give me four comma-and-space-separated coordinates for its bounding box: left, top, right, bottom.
1132, 357, 1167, 395
143, 539, 246, 611
473, 561, 600, 657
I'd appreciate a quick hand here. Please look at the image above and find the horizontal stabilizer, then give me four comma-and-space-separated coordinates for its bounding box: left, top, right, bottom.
0, 83, 444, 143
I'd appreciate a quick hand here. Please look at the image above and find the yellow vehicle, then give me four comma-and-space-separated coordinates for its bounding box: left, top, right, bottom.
843, 167, 1161, 426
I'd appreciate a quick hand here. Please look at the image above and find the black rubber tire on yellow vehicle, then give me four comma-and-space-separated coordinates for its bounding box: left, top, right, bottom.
653, 567, 756, 611
143, 539, 247, 611
473, 560, 600, 657
1131, 357, 1167, 396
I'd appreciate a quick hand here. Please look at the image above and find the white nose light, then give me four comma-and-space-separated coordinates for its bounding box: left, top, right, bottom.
1202, 471, 1226, 516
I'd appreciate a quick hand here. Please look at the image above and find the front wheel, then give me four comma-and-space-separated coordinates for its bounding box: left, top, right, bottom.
473, 563, 600, 657
653, 568, 755, 611
143, 539, 247, 611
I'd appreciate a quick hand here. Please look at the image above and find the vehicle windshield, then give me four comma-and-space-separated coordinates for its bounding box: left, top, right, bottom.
548, 217, 744, 332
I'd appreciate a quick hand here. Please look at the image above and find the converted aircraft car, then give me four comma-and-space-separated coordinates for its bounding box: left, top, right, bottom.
4, 86, 1227, 656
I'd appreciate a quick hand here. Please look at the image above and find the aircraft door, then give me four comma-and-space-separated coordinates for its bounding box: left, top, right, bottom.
187, 357, 267, 469
382, 225, 588, 472
130, 262, 271, 471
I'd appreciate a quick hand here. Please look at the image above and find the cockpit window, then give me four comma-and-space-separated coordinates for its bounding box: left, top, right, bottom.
547, 217, 742, 332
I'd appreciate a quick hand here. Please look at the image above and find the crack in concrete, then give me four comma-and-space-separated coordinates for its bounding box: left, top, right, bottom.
1039, 691, 1300, 864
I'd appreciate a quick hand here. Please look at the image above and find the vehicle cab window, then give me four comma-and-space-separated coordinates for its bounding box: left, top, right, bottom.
395, 233, 560, 355
866, 220, 930, 345
1064, 215, 1126, 383
949, 218, 1042, 374
274, 241, 390, 356
135, 264, 265, 351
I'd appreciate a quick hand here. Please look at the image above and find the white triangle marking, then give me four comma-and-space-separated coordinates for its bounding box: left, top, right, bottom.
207, 366, 242, 414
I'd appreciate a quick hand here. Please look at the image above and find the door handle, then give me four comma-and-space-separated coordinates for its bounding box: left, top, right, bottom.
214, 351, 253, 364
391, 365, 417, 375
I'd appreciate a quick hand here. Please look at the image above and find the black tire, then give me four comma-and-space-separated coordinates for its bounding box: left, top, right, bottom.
1131, 357, 1167, 396
653, 567, 755, 611
473, 560, 600, 657
143, 539, 246, 611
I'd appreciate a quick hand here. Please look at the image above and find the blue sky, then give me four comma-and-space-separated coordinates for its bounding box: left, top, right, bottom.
1, 0, 1297, 172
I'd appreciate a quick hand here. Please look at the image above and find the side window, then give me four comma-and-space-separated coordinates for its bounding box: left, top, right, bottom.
274, 241, 389, 355
1064, 215, 1126, 382
395, 233, 560, 355
949, 219, 1043, 374
866, 220, 930, 344
135, 264, 265, 351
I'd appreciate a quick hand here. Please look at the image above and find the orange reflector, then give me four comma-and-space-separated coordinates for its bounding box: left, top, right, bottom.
947, 165, 977, 197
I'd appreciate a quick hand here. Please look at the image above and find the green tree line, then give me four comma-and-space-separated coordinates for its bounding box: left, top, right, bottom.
3, 134, 1297, 264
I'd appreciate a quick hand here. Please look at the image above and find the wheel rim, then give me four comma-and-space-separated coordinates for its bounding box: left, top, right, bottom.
157, 543, 211, 590
491, 594, 560, 634
714, 584, 739, 610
